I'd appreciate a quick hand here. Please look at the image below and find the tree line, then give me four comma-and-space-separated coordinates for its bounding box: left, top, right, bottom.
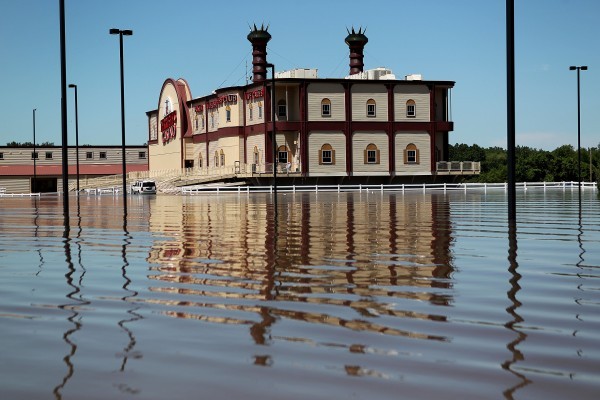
449, 143, 600, 185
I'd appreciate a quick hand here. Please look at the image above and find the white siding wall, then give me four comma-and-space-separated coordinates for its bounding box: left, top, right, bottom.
208, 141, 218, 168
217, 136, 240, 167
246, 93, 265, 126
197, 144, 207, 168
352, 132, 389, 175
149, 114, 158, 141
395, 132, 431, 175
307, 83, 345, 121
0, 147, 147, 166
351, 84, 388, 122
184, 140, 195, 163
239, 137, 245, 165
190, 105, 207, 135
0, 177, 30, 193
208, 109, 219, 132
308, 131, 346, 176
246, 134, 265, 169
394, 85, 430, 122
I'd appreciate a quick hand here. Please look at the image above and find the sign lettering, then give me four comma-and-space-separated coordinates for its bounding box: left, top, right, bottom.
161, 111, 177, 144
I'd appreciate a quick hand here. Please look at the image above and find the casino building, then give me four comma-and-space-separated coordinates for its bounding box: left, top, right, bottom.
146, 27, 474, 184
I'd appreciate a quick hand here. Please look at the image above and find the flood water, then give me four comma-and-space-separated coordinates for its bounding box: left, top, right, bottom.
1, 189, 599, 399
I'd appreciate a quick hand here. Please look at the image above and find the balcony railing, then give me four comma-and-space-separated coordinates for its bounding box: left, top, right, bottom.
436, 161, 481, 175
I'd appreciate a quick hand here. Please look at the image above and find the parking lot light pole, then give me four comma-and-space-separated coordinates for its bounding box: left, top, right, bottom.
569, 65, 587, 204
109, 28, 133, 212
68, 84, 80, 192
33, 108, 37, 192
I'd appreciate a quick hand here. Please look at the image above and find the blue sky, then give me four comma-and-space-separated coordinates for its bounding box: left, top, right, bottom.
1, 0, 598, 150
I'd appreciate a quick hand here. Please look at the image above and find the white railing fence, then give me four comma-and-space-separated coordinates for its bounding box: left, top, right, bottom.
180, 181, 597, 195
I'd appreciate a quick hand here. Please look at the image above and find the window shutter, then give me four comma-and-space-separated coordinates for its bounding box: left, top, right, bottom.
319, 151, 323, 165
332, 150, 336, 165
364, 150, 367, 164
376, 150, 380, 164
404, 149, 408, 164
416, 149, 420, 164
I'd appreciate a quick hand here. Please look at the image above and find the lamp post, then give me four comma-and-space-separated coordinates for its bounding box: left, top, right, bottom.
33, 108, 37, 193
569, 65, 587, 203
68, 84, 80, 192
265, 63, 276, 196
110, 28, 133, 212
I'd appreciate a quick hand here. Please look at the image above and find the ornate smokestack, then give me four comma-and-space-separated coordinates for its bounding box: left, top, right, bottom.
345, 27, 368, 75
247, 24, 272, 83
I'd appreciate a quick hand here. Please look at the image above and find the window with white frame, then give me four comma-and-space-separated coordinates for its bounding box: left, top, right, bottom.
321, 98, 331, 117
404, 143, 419, 164
366, 99, 376, 117
364, 143, 379, 164
277, 100, 286, 118
226, 106, 231, 122
320, 143, 335, 164
406, 99, 416, 117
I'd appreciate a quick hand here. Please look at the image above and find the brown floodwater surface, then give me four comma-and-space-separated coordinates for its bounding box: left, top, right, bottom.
0, 189, 599, 399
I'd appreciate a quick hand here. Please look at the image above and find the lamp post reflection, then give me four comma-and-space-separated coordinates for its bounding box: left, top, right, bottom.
502, 221, 531, 397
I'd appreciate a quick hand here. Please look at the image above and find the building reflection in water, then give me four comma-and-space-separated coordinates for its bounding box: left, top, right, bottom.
145, 191, 456, 349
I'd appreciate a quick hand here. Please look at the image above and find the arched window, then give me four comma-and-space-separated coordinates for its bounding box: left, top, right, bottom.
201, 114, 205, 129
226, 106, 231, 122
406, 99, 416, 117
253, 146, 259, 166
198, 153, 203, 168
319, 143, 335, 165
210, 112, 215, 128
220, 149, 225, 167
364, 143, 380, 164
404, 143, 420, 164
249, 103, 254, 121
277, 145, 289, 164
194, 114, 199, 130
366, 99, 376, 117
321, 98, 331, 117
214, 151, 219, 167
258, 101, 263, 119
277, 99, 287, 118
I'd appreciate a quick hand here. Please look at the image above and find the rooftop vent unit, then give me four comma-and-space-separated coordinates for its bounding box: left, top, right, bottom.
345, 67, 395, 80
405, 74, 423, 81
275, 68, 318, 79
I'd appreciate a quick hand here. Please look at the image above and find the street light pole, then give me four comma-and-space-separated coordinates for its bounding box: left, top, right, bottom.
33, 108, 37, 193
569, 65, 587, 204
266, 63, 276, 197
68, 84, 80, 192
110, 28, 133, 213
